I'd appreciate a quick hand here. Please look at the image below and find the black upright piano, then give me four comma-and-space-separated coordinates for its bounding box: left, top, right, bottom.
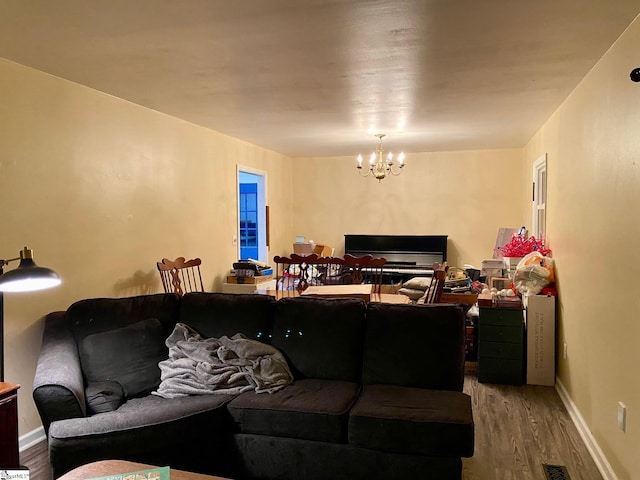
344, 234, 448, 284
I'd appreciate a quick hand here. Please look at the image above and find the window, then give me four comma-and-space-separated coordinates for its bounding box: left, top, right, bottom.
239, 183, 258, 260
532, 153, 547, 239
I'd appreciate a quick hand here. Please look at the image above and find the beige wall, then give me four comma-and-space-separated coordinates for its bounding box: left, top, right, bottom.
5, 14, 640, 478
523, 16, 640, 480
292, 149, 524, 268
0, 58, 294, 436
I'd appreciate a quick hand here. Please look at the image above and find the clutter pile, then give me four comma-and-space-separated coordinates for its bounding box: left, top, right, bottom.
227, 259, 273, 284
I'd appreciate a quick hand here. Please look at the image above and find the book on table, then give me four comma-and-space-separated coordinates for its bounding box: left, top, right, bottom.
86, 466, 170, 480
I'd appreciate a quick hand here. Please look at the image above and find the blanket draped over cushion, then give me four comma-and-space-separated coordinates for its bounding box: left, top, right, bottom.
154, 323, 293, 398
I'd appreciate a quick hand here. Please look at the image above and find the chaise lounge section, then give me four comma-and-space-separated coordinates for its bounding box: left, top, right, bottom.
33, 292, 474, 479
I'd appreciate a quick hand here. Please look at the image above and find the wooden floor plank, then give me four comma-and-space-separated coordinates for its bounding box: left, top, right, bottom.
462, 375, 603, 480
21, 375, 603, 480
20, 439, 51, 480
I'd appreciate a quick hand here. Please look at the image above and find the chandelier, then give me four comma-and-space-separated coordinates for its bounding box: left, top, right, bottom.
356, 134, 405, 181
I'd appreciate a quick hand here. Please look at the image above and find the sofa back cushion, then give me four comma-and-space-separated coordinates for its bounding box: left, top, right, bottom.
79, 318, 167, 399
67, 294, 181, 399
180, 292, 276, 343
363, 303, 466, 391
271, 297, 366, 382
67, 293, 181, 342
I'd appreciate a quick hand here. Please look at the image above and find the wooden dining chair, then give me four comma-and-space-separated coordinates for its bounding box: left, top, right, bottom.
363, 256, 387, 294
273, 253, 327, 293
331, 254, 387, 294
422, 268, 447, 304
157, 257, 204, 296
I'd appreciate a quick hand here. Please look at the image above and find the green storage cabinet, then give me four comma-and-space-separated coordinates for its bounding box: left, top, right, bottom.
478, 306, 525, 385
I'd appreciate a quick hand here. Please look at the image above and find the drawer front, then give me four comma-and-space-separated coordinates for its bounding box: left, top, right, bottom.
479, 340, 522, 360
479, 324, 523, 344
480, 308, 523, 326
478, 357, 523, 385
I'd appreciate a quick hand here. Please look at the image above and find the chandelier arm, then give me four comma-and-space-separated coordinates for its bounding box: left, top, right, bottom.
388, 165, 405, 176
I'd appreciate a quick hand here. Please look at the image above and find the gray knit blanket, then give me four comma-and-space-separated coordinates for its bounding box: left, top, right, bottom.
153, 323, 293, 398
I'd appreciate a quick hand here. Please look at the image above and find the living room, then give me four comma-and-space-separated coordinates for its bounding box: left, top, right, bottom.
1, 2, 639, 479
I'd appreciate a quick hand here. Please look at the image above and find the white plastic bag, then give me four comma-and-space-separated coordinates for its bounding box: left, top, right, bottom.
513, 252, 554, 295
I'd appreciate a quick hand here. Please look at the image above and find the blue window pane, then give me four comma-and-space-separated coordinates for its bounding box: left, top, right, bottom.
239, 182, 260, 259
247, 193, 257, 210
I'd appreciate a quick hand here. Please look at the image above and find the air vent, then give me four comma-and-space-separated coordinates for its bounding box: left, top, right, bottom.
542, 464, 571, 480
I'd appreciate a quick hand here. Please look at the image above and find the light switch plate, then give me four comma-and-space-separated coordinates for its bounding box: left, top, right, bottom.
618, 402, 627, 432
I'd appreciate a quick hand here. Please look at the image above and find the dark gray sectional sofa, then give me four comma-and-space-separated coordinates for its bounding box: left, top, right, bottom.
33, 293, 474, 479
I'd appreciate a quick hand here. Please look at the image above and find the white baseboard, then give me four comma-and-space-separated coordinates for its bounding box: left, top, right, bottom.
555, 378, 618, 480
19, 426, 46, 452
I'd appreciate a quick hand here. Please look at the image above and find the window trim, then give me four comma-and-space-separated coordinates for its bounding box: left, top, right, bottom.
532, 153, 547, 240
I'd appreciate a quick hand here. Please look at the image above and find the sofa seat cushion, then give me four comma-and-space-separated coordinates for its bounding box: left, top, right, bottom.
48, 393, 236, 477
348, 384, 474, 457
227, 378, 360, 443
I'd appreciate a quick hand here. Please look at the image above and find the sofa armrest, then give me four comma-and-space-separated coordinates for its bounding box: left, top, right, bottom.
33, 311, 86, 433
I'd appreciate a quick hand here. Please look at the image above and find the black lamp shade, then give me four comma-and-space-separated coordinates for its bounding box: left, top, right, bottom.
0, 249, 61, 292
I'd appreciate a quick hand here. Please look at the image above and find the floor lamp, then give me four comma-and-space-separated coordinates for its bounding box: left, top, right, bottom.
0, 246, 61, 382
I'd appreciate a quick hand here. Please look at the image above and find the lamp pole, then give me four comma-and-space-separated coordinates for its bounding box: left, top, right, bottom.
0, 247, 61, 383
0, 260, 10, 383
0, 290, 3, 382
0, 247, 59, 468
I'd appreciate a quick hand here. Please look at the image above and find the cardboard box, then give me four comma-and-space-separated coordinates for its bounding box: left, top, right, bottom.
301, 284, 372, 302
478, 293, 523, 309
490, 277, 512, 291
525, 294, 556, 386
464, 361, 478, 375
221, 279, 277, 293
481, 267, 503, 279
293, 243, 314, 254
226, 274, 274, 284
482, 259, 505, 269
293, 243, 333, 257
313, 244, 333, 257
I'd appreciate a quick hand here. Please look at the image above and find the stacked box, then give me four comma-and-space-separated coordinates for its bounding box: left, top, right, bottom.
525, 294, 556, 386
481, 259, 504, 283
503, 256, 523, 279
226, 274, 274, 284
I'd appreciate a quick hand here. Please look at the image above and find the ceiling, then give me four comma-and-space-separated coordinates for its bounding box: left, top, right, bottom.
1, 0, 639, 157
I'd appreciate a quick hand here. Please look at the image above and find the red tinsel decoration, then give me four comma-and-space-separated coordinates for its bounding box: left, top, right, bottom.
496, 234, 551, 257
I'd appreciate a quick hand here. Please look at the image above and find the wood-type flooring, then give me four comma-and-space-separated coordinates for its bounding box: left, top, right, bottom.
20, 375, 603, 480
462, 375, 602, 480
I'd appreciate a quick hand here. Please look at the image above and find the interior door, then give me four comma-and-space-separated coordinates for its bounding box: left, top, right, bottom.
237, 168, 267, 262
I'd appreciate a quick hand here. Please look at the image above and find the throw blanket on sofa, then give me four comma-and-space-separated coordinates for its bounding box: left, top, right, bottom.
153, 323, 293, 398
